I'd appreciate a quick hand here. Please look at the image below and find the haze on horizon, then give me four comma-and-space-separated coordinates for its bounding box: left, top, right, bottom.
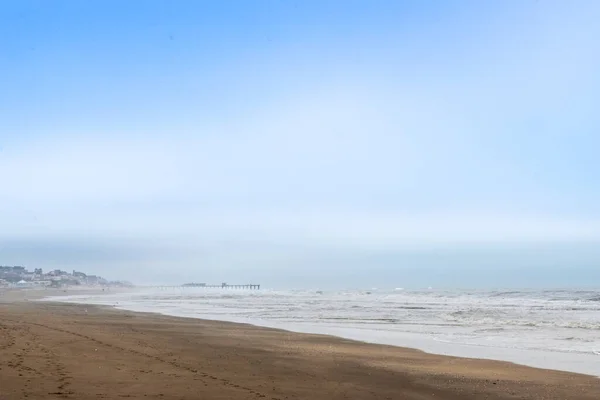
1, 1, 600, 288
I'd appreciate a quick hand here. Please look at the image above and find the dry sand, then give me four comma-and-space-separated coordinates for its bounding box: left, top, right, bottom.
0, 290, 599, 399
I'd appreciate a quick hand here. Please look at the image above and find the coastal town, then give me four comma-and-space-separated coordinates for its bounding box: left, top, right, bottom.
0, 265, 132, 288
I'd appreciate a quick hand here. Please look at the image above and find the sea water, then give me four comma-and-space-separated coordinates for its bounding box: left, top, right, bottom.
43, 288, 600, 377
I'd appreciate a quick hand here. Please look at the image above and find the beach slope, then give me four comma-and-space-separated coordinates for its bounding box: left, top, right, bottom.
0, 301, 598, 400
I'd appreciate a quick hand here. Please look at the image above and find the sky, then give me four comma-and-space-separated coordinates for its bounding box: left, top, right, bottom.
1, 0, 600, 287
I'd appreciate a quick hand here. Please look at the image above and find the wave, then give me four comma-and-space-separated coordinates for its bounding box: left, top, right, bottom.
445, 315, 600, 330
487, 290, 526, 297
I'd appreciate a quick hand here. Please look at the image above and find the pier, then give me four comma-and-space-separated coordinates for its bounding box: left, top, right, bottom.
148, 283, 260, 290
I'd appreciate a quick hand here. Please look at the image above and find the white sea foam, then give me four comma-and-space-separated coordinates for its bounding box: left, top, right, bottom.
42, 288, 600, 377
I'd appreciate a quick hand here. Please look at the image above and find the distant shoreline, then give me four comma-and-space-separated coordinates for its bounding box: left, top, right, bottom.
0, 286, 136, 303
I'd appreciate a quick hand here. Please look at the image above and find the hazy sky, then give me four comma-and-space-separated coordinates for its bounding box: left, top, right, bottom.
2, 1, 600, 287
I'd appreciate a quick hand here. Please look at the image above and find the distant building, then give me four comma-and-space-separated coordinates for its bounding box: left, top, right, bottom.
73, 270, 87, 278
0, 265, 114, 287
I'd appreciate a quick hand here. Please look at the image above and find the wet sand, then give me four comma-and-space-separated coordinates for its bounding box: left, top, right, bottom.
0, 292, 599, 399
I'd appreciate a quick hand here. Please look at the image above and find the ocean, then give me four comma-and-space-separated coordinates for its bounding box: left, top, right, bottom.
43, 288, 600, 377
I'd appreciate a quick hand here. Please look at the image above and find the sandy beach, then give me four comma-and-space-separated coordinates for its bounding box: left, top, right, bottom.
0, 291, 599, 400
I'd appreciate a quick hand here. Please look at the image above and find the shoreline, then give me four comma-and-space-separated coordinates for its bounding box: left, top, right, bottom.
1, 299, 599, 399
37, 289, 600, 378
62, 301, 600, 378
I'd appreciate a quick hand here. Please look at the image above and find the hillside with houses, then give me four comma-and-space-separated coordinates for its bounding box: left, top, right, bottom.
0, 266, 132, 288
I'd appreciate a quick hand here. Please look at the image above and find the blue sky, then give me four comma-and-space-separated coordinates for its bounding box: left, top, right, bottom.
1, 1, 600, 286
